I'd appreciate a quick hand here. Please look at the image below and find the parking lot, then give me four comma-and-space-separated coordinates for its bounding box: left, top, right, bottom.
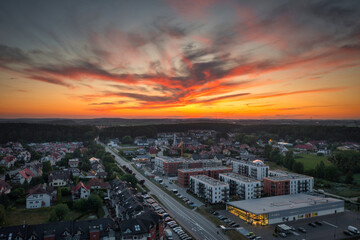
215, 209, 360, 239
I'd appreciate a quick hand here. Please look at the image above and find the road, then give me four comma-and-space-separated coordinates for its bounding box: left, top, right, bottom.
100, 142, 228, 240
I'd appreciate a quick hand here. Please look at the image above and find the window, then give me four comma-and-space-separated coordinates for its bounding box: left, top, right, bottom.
134, 225, 141, 231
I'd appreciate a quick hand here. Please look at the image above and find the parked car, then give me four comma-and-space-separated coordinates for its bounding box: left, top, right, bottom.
278, 232, 287, 238
308, 222, 316, 227
232, 223, 240, 227
315, 221, 323, 226
344, 230, 354, 236
298, 227, 306, 233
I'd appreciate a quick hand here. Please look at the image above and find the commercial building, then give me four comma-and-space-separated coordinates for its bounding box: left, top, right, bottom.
227, 193, 344, 225
232, 160, 269, 180
178, 166, 232, 187
190, 175, 229, 204
263, 170, 314, 196
219, 173, 261, 200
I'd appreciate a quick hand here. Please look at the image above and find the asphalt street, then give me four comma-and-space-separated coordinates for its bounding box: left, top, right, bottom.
101, 142, 228, 240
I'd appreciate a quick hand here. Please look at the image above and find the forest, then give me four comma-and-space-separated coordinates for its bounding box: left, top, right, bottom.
1, 122, 360, 144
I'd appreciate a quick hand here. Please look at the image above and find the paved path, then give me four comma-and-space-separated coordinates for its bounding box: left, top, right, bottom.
100, 141, 228, 240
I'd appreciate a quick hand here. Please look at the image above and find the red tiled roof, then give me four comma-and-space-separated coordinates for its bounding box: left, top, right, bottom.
18, 168, 34, 180
72, 181, 89, 192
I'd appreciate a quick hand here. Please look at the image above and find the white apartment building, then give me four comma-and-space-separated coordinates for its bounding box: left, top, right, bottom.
190, 175, 229, 204
232, 159, 269, 180
219, 173, 261, 200
268, 170, 314, 194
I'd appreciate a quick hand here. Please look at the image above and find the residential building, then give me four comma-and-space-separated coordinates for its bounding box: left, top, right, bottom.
49, 170, 70, 187
68, 158, 79, 168
12, 168, 34, 184
26, 184, 54, 209
120, 210, 165, 240
0, 218, 118, 240
263, 170, 314, 196
219, 173, 261, 200
0, 155, 16, 168
0, 179, 11, 194
178, 166, 232, 188
232, 159, 269, 180
227, 194, 344, 225
154, 157, 184, 176
190, 175, 229, 204
72, 181, 90, 200
86, 178, 110, 190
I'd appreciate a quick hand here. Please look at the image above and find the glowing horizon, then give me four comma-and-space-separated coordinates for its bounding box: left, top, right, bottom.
1, 0, 360, 119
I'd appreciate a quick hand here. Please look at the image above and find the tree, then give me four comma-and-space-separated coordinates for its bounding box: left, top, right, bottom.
42, 161, 52, 175
74, 198, 87, 211
270, 148, 282, 165
315, 161, 326, 179
0, 204, 5, 226
324, 166, 340, 182
50, 204, 69, 221
120, 174, 138, 187
284, 151, 295, 170
263, 144, 272, 160
345, 171, 354, 184
292, 162, 304, 174
57, 187, 62, 204
122, 136, 133, 144
87, 194, 103, 213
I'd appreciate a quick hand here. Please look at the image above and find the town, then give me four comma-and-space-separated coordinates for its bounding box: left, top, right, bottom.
0, 122, 360, 240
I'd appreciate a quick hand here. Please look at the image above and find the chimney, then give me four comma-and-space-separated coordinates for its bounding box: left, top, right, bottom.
89, 226, 100, 240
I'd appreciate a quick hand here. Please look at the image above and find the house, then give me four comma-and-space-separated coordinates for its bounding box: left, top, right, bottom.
49, 170, 70, 187
26, 184, 54, 209
13, 168, 34, 184
86, 178, 110, 190
0, 218, 118, 240
27, 161, 43, 177
69, 158, 79, 168
0, 155, 16, 168
92, 162, 106, 172
72, 181, 90, 200
0, 179, 12, 194
120, 210, 164, 240
89, 157, 100, 164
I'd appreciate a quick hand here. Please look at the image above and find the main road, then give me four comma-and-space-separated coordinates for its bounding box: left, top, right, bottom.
100, 141, 228, 240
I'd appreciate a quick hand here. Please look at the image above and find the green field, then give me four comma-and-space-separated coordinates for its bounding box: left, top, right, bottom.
295, 153, 333, 171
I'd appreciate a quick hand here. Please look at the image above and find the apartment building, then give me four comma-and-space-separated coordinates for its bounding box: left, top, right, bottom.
178, 166, 232, 187
219, 172, 261, 200
232, 160, 269, 180
263, 170, 314, 196
190, 175, 229, 204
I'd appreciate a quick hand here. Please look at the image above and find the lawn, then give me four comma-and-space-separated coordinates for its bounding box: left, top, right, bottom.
5, 207, 53, 226
295, 153, 333, 171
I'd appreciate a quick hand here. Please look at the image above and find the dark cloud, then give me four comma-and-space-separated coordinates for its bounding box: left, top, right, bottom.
0, 44, 30, 64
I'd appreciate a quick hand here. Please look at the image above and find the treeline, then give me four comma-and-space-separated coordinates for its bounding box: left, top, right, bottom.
100, 123, 360, 142
0, 123, 98, 144
1, 122, 360, 144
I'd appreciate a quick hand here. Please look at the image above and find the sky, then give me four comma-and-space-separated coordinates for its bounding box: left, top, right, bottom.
0, 0, 360, 119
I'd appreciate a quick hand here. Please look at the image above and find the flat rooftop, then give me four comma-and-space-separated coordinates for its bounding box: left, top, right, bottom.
268, 170, 313, 180
178, 166, 232, 173
232, 160, 269, 167
228, 193, 343, 215
191, 175, 229, 187
219, 172, 260, 183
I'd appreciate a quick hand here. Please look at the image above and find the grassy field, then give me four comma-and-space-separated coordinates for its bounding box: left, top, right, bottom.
4, 207, 102, 226
5, 207, 53, 226
295, 153, 333, 171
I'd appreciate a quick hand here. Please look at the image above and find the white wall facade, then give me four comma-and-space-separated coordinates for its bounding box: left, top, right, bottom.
26, 193, 51, 209
190, 176, 229, 204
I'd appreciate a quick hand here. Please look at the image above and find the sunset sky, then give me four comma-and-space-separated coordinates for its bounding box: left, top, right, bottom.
0, 0, 360, 119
